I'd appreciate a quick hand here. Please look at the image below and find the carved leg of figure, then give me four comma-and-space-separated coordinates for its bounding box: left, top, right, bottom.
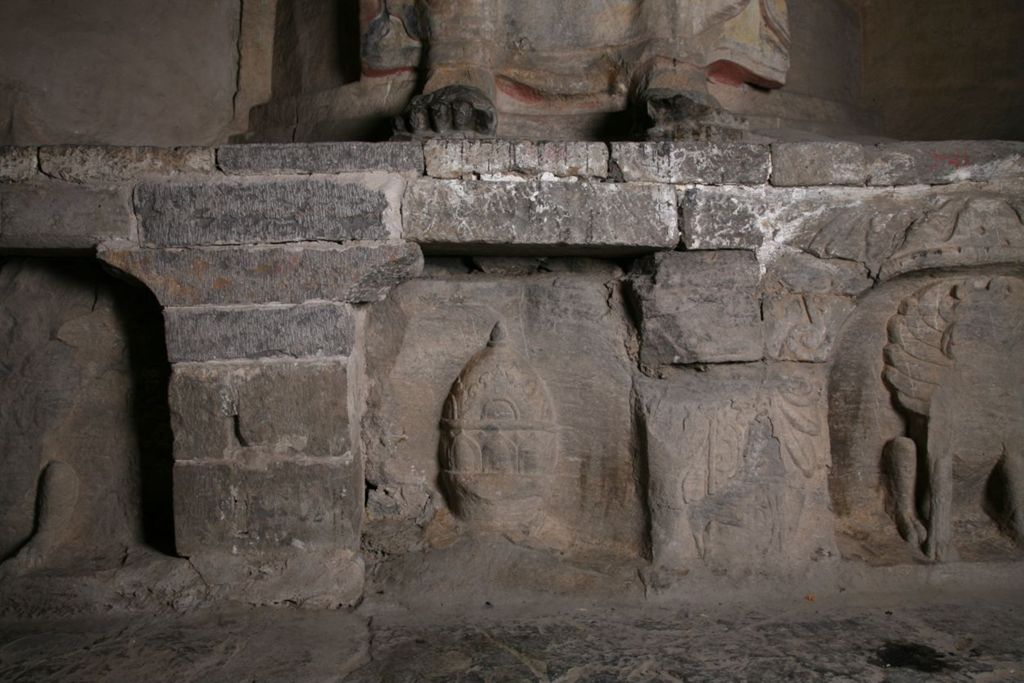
1002, 445, 1024, 545
884, 437, 927, 548
924, 453, 955, 562
393, 0, 499, 138
0, 461, 80, 575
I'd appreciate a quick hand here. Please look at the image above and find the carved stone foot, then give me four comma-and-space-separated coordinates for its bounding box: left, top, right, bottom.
0, 460, 79, 577
635, 88, 745, 142
394, 85, 497, 139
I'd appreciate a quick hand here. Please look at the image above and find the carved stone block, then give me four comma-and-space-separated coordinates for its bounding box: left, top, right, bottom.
402, 179, 679, 254
169, 360, 350, 462
135, 175, 405, 246
0, 146, 37, 182
830, 273, 1024, 564
638, 364, 836, 571
424, 140, 608, 179
362, 272, 643, 557
100, 242, 423, 306
629, 251, 764, 365
164, 303, 357, 362
217, 142, 424, 175
0, 182, 132, 249
612, 142, 769, 184
39, 146, 215, 183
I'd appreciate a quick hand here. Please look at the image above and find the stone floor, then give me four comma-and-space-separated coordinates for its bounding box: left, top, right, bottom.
1, 592, 1022, 682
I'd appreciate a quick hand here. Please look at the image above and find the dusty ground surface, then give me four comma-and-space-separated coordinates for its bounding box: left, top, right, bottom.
1, 591, 1022, 682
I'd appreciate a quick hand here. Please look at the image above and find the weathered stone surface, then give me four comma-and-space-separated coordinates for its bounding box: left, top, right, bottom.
217, 142, 424, 175
135, 175, 404, 246
685, 184, 1024, 278
0, 2, 240, 146
169, 360, 350, 462
830, 274, 1024, 565
760, 251, 867, 362
100, 241, 423, 306
0, 182, 131, 249
424, 140, 608, 179
629, 251, 764, 366
679, 187, 764, 250
772, 141, 1024, 186
362, 273, 643, 559
164, 303, 356, 362
0, 259, 168, 572
0, 147, 36, 182
174, 459, 360, 554
638, 363, 835, 572
403, 180, 678, 254
39, 146, 214, 183
612, 142, 769, 184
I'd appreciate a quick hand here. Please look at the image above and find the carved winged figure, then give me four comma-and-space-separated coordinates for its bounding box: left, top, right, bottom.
883, 276, 1024, 561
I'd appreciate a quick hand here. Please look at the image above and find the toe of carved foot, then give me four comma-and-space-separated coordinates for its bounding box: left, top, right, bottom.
394, 85, 497, 139
636, 89, 745, 142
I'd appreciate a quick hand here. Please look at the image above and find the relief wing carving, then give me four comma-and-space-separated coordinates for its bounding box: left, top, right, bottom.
883, 280, 966, 416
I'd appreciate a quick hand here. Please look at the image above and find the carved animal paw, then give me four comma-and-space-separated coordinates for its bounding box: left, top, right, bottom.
636, 88, 745, 142
394, 85, 497, 139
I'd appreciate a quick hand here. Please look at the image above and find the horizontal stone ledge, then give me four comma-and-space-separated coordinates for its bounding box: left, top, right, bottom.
39, 146, 215, 183
1, 147, 37, 182
403, 179, 678, 255
170, 360, 351, 464
771, 140, 1024, 187
99, 240, 423, 306
0, 182, 132, 250
611, 142, 769, 185
217, 142, 424, 175
174, 458, 361, 556
164, 302, 357, 362
135, 174, 404, 247
424, 140, 608, 179
683, 183, 1024, 278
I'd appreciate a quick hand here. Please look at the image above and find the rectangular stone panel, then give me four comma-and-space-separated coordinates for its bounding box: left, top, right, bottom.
174, 458, 360, 556
403, 179, 678, 254
217, 142, 424, 175
170, 359, 350, 462
135, 175, 403, 246
637, 364, 835, 571
1, 147, 37, 182
0, 182, 132, 249
39, 146, 215, 183
99, 241, 423, 306
629, 251, 764, 365
611, 142, 770, 184
772, 141, 1024, 186
164, 303, 357, 362
424, 140, 608, 179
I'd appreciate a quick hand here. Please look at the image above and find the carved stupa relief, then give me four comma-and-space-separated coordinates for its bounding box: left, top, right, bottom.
882, 276, 1024, 561
439, 322, 560, 533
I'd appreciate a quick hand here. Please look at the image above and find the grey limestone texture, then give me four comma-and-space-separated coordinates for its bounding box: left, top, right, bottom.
424, 140, 608, 179
403, 179, 678, 254
100, 241, 423, 306
772, 140, 1024, 186
135, 175, 404, 246
0, 147, 36, 182
612, 142, 770, 184
629, 250, 764, 366
217, 142, 424, 175
163, 302, 357, 362
39, 146, 216, 183
0, 182, 132, 249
